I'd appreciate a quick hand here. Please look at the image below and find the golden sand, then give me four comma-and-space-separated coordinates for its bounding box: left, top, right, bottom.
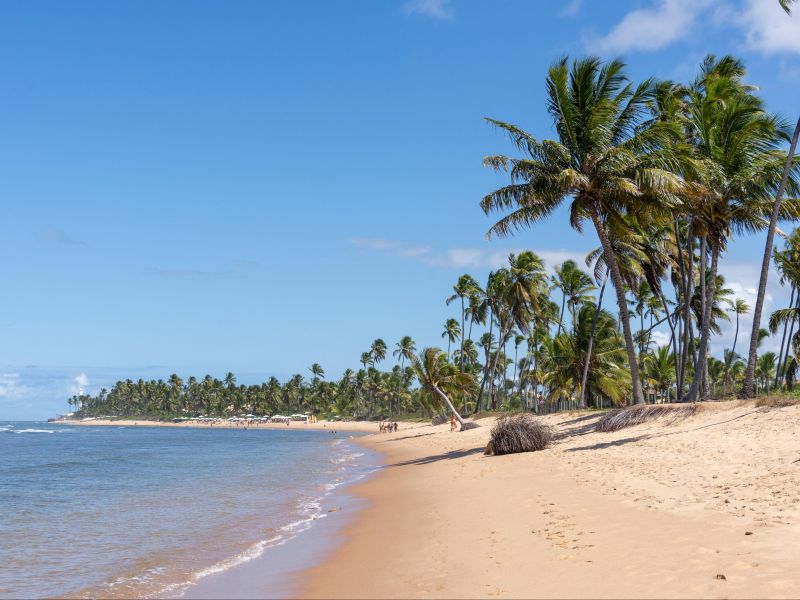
299, 400, 800, 599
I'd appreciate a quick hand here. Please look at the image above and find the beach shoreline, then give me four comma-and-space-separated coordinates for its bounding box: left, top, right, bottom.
52, 417, 419, 434
297, 401, 800, 599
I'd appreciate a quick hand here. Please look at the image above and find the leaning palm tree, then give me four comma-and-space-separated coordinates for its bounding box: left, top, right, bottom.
411, 348, 476, 430
744, 2, 800, 397
482, 56, 685, 405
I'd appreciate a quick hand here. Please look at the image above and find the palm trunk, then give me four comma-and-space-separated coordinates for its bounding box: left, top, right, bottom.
680, 226, 694, 397
658, 288, 680, 376
459, 297, 466, 371
683, 242, 719, 403
431, 384, 467, 428
699, 237, 709, 401
487, 327, 510, 410
779, 294, 800, 388
557, 295, 566, 338
475, 307, 494, 414
579, 275, 607, 409
743, 114, 800, 397
775, 285, 796, 387
589, 206, 645, 405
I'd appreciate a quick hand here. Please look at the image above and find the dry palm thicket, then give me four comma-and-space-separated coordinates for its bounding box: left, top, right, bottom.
595, 404, 698, 433
486, 413, 553, 455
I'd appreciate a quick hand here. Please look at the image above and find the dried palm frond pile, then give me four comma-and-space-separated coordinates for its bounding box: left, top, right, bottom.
486, 413, 552, 455
596, 403, 697, 433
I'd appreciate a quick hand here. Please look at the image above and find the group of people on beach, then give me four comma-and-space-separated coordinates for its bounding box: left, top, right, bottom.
379, 421, 398, 433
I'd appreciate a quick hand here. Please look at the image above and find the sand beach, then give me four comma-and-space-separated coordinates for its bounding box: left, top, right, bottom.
299, 400, 800, 599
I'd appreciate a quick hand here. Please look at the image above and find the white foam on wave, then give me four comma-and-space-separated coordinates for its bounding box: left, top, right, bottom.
14, 428, 54, 434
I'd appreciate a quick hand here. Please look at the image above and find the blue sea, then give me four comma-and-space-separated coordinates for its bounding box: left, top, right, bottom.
0, 422, 379, 599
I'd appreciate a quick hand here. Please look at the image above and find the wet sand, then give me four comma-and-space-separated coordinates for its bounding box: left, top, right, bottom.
299, 400, 800, 599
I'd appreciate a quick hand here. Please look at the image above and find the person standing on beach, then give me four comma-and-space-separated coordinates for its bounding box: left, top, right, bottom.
450, 414, 456, 432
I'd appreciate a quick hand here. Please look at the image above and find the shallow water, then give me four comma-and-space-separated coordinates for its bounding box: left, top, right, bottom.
0, 421, 379, 598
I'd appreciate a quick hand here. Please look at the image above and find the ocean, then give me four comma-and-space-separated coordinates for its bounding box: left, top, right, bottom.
0, 421, 379, 599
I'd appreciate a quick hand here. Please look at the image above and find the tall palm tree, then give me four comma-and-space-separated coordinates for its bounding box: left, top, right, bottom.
370, 338, 387, 366
552, 260, 596, 336
446, 274, 479, 370
579, 272, 608, 408
744, 2, 800, 397
411, 348, 476, 430
393, 335, 416, 370
681, 55, 799, 402
482, 57, 685, 405
441, 318, 461, 359
730, 298, 750, 360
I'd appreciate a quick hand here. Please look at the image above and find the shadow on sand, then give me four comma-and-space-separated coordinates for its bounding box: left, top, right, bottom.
386, 446, 485, 467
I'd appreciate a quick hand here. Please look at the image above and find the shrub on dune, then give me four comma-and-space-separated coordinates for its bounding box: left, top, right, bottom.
486, 414, 552, 455
595, 404, 697, 433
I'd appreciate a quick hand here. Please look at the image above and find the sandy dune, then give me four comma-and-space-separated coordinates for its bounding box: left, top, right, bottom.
299, 401, 800, 599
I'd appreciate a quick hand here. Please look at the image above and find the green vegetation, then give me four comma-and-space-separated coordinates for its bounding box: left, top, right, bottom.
69, 49, 800, 424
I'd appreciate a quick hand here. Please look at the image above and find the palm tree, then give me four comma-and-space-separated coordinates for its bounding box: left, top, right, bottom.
370, 338, 387, 366
411, 348, 476, 430
579, 272, 608, 408
743, 3, 800, 397
447, 275, 479, 371
309, 363, 325, 380
544, 304, 631, 407
441, 318, 461, 359
552, 260, 596, 336
393, 335, 416, 370
769, 305, 800, 385
730, 298, 750, 360
756, 352, 778, 393
644, 345, 676, 402
680, 55, 799, 402
482, 57, 685, 405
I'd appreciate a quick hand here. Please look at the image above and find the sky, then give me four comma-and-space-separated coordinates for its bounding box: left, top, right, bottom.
2, 0, 799, 419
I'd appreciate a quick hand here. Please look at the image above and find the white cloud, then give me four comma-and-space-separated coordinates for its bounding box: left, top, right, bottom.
349, 237, 589, 273
588, 0, 717, 53
651, 330, 672, 348
402, 0, 454, 20
737, 0, 800, 54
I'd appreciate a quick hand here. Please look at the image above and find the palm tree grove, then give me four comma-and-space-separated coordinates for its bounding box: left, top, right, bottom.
70, 55, 800, 428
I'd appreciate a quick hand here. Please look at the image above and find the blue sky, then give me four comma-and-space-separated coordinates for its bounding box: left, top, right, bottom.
2, 0, 799, 419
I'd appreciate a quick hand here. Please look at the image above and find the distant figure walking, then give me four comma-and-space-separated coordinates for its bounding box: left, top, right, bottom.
450, 414, 456, 432
393, 422, 398, 433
